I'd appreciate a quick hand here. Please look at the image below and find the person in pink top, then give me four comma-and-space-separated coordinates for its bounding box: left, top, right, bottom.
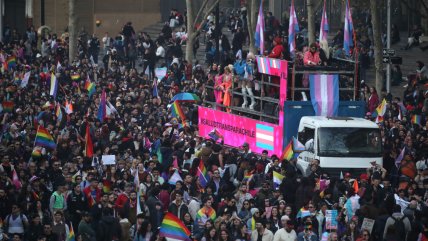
304, 43, 321, 66
214, 68, 224, 110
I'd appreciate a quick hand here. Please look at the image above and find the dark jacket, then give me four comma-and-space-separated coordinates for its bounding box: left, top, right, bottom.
96, 215, 122, 241
168, 200, 189, 220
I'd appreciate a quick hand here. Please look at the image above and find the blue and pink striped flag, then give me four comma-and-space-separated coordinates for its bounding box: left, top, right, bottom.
288, 0, 299, 56
344, 0, 354, 56
97, 90, 106, 122
319, 0, 329, 43
153, 79, 159, 98
256, 123, 274, 151
309, 74, 339, 116
255, 1, 265, 55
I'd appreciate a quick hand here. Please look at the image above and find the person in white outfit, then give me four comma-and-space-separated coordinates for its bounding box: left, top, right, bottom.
273, 215, 297, 241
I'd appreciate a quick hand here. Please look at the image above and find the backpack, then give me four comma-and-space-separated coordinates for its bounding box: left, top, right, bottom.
392, 216, 407, 240
4, 213, 27, 233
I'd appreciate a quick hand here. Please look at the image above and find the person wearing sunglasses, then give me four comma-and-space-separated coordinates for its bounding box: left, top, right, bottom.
304, 43, 321, 67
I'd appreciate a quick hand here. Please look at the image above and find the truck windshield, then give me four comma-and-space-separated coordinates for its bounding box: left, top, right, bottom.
318, 128, 382, 157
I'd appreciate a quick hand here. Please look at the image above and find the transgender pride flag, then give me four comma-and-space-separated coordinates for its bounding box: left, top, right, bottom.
309, 74, 339, 117
256, 123, 274, 151
288, 0, 299, 56
319, 0, 329, 43
343, 0, 354, 56
255, 1, 265, 55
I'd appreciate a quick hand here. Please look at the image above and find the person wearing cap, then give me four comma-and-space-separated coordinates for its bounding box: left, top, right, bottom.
251, 218, 274, 241
304, 43, 321, 66
273, 215, 297, 241
268, 37, 284, 59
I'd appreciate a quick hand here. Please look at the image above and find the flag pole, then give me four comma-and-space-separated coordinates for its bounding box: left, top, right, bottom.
33, 125, 40, 149
349, 0, 359, 100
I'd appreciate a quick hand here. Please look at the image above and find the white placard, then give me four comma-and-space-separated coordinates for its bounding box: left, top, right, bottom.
102, 155, 116, 165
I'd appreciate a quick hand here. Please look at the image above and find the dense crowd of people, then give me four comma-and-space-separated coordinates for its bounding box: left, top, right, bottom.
0, 5, 428, 241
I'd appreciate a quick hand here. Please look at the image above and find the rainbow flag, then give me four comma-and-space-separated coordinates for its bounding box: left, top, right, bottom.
296, 207, 311, 219
31, 147, 42, 158
67, 222, 75, 241
7, 56, 16, 69
281, 140, 294, 161
411, 114, 421, 125
85, 76, 96, 97
376, 99, 387, 117
55, 104, 63, 123
35, 126, 57, 149
2, 101, 14, 113
243, 170, 254, 183
71, 74, 80, 81
196, 206, 216, 222
375, 115, 384, 124
171, 101, 185, 121
102, 180, 111, 193
159, 213, 191, 241
197, 160, 210, 188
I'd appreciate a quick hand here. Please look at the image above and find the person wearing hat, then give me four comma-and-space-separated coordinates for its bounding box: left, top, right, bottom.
304, 43, 321, 66
268, 37, 284, 59
273, 215, 297, 241
251, 218, 274, 241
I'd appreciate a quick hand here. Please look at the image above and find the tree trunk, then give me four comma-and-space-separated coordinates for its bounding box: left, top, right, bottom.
185, 0, 220, 62
68, 0, 77, 62
247, 0, 257, 54
307, 0, 315, 44
186, 0, 195, 62
370, 0, 384, 94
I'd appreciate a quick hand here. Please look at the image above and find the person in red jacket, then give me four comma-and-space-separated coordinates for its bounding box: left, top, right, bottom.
83, 178, 102, 208
268, 37, 284, 59
267, 37, 284, 96
115, 182, 132, 211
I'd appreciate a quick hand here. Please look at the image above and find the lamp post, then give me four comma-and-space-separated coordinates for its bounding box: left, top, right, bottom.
215, 1, 220, 64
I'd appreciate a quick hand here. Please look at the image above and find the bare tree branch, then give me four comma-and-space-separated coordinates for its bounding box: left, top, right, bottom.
399, 0, 428, 18
193, 0, 211, 27
191, 0, 221, 38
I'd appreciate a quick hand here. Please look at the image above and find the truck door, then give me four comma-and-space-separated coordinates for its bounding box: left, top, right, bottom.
297, 126, 316, 176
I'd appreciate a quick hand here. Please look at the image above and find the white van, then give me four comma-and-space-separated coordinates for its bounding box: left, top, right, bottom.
296, 116, 382, 174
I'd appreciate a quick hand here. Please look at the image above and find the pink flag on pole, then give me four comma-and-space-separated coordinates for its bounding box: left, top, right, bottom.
255, 0, 265, 55
12, 169, 22, 189
344, 0, 354, 56
288, 0, 300, 56
319, 0, 329, 42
